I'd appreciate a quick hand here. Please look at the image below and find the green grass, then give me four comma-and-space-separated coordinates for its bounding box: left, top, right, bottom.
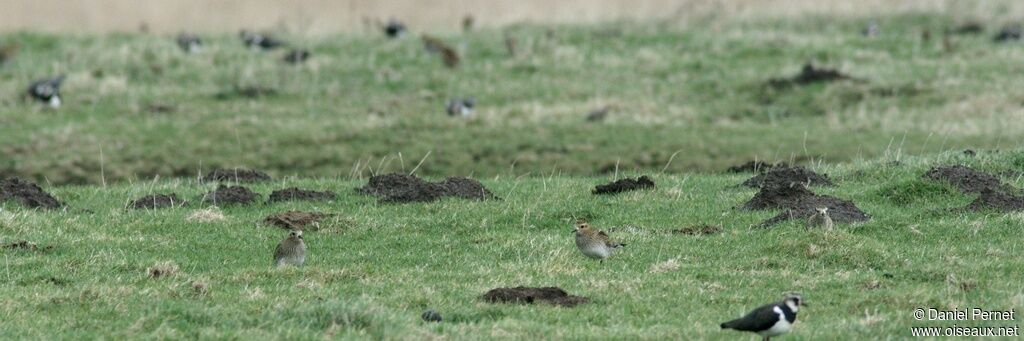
2, 149, 1023, 339
3, 14, 1024, 184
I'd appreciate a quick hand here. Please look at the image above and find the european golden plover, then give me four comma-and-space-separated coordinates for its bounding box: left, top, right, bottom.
573, 220, 625, 263
274, 230, 306, 267
806, 207, 834, 231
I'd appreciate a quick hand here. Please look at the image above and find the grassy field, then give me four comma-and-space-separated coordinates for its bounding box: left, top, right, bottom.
3, 13, 1024, 185
2, 149, 1023, 339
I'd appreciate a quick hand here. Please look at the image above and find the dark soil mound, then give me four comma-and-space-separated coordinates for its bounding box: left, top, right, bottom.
767, 63, 854, 88
744, 184, 870, 227
924, 165, 1024, 212
215, 86, 278, 100
994, 24, 1022, 42
202, 168, 272, 183
727, 161, 788, 173
357, 173, 496, 203
481, 286, 588, 307
923, 165, 1014, 194
593, 176, 655, 195
268, 188, 335, 203
966, 188, 1024, 212
0, 178, 63, 209
2, 240, 52, 252
263, 211, 328, 230
672, 224, 723, 235
202, 185, 259, 206
950, 22, 984, 35
129, 193, 186, 209
742, 166, 833, 188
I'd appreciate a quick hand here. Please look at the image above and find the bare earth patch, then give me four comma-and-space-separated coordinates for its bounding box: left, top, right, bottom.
202, 185, 260, 206
128, 193, 186, 209
481, 286, 588, 307
268, 188, 336, 203
592, 176, 655, 195
357, 173, 496, 203
742, 166, 833, 188
672, 224, 723, 236
0, 178, 63, 209
744, 184, 870, 227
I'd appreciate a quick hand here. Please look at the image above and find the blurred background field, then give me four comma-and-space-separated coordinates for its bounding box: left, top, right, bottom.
2, 1, 1023, 185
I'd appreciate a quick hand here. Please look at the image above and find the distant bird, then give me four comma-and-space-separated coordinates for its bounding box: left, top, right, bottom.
422, 35, 460, 68
573, 220, 625, 263
862, 21, 880, 37
283, 49, 310, 64
0, 42, 18, 64
806, 207, 834, 231
504, 36, 518, 57
921, 29, 932, 43
421, 309, 443, 322
26, 75, 66, 108
176, 33, 202, 53
462, 15, 475, 31
721, 293, 803, 341
384, 19, 407, 38
994, 24, 1022, 43
273, 230, 306, 267
446, 97, 475, 117
585, 106, 610, 122
240, 30, 285, 50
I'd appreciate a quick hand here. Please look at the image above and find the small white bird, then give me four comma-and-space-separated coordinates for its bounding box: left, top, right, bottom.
274, 230, 305, 267
573, 220, 625, 263
806, 207, 834, 231
721, 293, 803, 341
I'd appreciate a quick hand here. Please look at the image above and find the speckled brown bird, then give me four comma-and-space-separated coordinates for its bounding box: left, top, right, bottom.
274, 230, 306, 267
573, 220, 624, 263
806, 207, 834, 231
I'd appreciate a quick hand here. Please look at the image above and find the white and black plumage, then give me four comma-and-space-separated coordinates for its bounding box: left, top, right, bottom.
274, 230, 306, 267
283, 49, 310, 64
27, 75, 65, 108
176, 33, 202, 53
240, 30, 285, 50
383, 19, 407, 38
721, 293, 802, 341
446, 98, 475, 117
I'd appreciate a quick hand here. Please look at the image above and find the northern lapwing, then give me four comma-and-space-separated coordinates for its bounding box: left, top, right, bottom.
274, 230, 306, 267
384, 19, 407, 38
176, 33, 202, 53
27, 75, 65, 108
573, 220, 625, 263
240, 30, 285, 50
806, 207, 834, 231
283, 49, 310, 64
446, 97, 475, 117
721, 293, 802, 341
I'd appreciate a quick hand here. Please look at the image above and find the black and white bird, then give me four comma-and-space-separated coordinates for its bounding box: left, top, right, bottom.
176, 33, 202, 53
721, 293, 802, 341
861, 21, 880, 37
26, 75, 66, 108
383, 19, 407, 38
446, 97, 475, 117
240, 30, 285, 50
283, 49, 310, 64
